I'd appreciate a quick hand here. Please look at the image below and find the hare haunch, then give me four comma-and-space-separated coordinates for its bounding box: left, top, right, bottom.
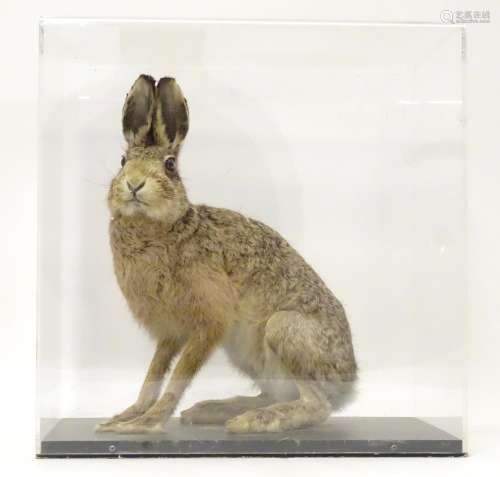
96, 75, 357, 434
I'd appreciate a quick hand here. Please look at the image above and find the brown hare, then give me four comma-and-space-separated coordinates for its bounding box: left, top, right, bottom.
96, 74, 357, 434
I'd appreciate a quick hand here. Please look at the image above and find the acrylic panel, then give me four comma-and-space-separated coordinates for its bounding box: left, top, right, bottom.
37, 19, 466, 456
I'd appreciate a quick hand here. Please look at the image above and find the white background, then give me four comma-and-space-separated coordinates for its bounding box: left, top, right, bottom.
1, 1, 500, 476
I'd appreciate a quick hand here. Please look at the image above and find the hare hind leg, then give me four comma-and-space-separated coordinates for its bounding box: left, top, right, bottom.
180, 393, 274, 425
226, 310, 339, 433
226, 381, 330, 433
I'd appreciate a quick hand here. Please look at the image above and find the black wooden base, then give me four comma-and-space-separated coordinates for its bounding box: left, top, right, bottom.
39, 416, 463, 457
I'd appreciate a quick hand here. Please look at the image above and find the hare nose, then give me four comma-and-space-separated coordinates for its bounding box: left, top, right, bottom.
127, 180, 145, 194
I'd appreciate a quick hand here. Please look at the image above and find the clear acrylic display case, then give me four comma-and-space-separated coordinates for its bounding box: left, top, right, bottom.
37, 19, 466, 457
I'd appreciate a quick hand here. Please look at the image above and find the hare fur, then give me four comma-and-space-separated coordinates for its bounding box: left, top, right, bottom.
96, 75, 357, 435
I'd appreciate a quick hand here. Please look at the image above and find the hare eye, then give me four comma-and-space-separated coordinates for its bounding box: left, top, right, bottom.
164, 156, 176, 173
120, 155, 126, 167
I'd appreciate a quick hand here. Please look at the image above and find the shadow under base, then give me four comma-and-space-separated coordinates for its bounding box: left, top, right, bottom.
39, 416, 463, 457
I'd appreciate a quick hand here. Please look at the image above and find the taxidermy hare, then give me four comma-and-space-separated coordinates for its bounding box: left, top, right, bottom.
96, 74, 357, 435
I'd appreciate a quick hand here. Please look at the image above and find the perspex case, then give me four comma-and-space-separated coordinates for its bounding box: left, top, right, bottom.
37, 19, 466, 457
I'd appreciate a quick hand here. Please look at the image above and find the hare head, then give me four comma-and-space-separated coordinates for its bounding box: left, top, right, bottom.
108, 75, 190, 224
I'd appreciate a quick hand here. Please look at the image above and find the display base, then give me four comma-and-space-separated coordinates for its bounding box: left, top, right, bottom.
39, 417, 463, 457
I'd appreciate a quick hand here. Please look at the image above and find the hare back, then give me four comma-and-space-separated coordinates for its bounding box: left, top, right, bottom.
193, 206, 350, 322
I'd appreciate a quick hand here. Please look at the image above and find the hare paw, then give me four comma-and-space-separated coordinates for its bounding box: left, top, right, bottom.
94, 421, 128, 433
111, 415, 165, 434
94, 404, 146, 433
226, 408, 283, 434
181, 400, 236, 425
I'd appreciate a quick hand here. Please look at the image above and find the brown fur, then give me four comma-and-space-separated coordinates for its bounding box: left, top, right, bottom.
96, 75, 357, 435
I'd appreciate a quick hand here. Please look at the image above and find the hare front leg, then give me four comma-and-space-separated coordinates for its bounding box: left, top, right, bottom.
113, 327, 223, 434
95, 336, 182, 433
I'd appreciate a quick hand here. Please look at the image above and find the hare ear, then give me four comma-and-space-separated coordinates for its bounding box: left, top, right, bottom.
153, 77, 189, 150
122, 74, 156, 147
